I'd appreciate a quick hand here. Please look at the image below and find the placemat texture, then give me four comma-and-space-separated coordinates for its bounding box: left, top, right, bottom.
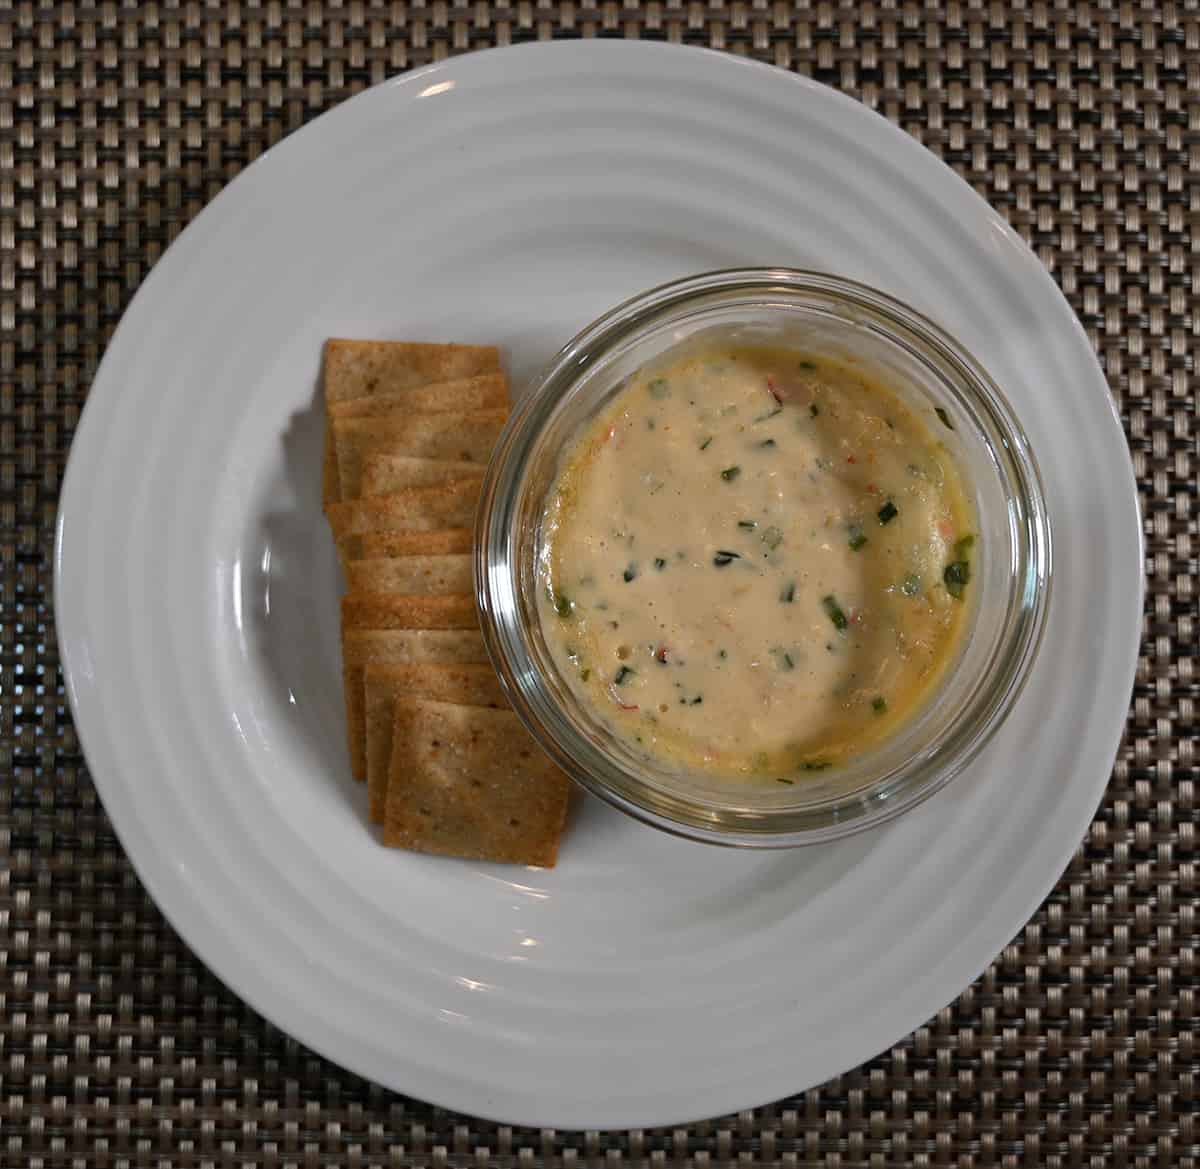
1, 2, 1193, 1166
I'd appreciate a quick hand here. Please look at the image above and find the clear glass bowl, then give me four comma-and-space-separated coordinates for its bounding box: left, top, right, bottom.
475, 270, 1051, 846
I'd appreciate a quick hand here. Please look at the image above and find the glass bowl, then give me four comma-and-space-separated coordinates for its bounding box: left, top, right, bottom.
475, 270, 1051, 847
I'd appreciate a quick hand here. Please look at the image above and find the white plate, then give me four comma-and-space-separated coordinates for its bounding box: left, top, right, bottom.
56, 41, 1142, 1129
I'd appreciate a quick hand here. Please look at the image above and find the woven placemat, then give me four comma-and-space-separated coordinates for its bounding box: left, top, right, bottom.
1, 3, 1193, 1166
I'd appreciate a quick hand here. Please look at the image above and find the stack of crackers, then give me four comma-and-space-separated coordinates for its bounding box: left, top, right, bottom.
322, 339, 570, 867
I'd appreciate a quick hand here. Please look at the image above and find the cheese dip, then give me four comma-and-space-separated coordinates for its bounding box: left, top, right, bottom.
538, 343, 976, 782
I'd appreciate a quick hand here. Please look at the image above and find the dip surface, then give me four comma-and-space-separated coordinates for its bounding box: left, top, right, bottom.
538, 342, 976, 781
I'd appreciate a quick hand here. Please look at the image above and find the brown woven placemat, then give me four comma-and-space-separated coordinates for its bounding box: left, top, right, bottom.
1, 2, 1193, 1165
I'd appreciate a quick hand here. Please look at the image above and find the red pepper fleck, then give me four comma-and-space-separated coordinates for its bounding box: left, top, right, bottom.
846, 455, 857, 464
655, 645, 670, 663
938, 519, 955, 540
866, 483, 879, 494
609, 685, 639, 711
766, 376, 783, 404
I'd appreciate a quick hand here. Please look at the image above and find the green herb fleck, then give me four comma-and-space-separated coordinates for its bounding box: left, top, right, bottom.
801, 759, 832, 772
579, 668, 591, 682
822, 595, 849, 631
713, 550, 741, 567
799, 360, 817, 371
614, 666, 635, 686
955, 534, 976, 557
699, 436, 713, 450
775, 649, 795, 671
623, 563, 638, 583
690, 696, 703, 705
757, 438, 777, 449
720, 466, 741, 482
648, 377, 670, 400
645, 418, 656, 431
718, 649, 728, 660
762, 526, 783, 551
944, 559, 971, 599
738, 520, 758, 531
809, 403, 820, 418
754, 405, 784, 423
901, 573, 921, 597
848, 523, 868, 551
776, 777, 795, 786
548, 587, 572, 618
780, 581, 795, 603
877, 501, 898, 525
934, 406, 955, 430
872, 696, 888, 714
654, 557, 667, 570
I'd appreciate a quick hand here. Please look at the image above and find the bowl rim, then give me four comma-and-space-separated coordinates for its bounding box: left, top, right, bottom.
476, 267, 1053, 847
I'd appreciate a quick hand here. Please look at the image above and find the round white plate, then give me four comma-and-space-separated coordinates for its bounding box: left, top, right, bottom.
56, 41, 1142, 1129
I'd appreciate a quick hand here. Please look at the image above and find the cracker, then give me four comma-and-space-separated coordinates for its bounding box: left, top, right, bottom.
340, 625, 488, 780
342, 592, 476, 630
345, 554, 473, 597
383, 699, 570, 867
364, 664, 507, 823
328, 373, 508, 420
323, 339, 501, 405
325, 479, 481, 558
359, 528, 474, 558
322, 341, 501, 506
322, 341, 501, 504
322, 436, 340, 505
341, 627, 488, 668
331, 408, 507, 500
360, 453, 484, 498
352, 453, 480, 492
339, 594, 479, 778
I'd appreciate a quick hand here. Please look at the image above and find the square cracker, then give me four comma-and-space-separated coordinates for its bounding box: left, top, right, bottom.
331, 408, 507, 500
322, 340, 500, 506
384, 699, 570, 867
325, 479, 481, 559
340, 626, 489, 779
359, 453, 484, 498
364, 663, 507, 823
323, 339, 501, 405
340, 592, 477, 632
341, 627, 488, 668
352, 454, 481, 495
359, 528, 473, 558
339, 594, 478, 779
345, 554, 473, 597
328, 374, 508, 421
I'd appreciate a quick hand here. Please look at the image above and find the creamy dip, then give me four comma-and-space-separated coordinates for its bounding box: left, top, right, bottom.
538, 342, 976, 782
